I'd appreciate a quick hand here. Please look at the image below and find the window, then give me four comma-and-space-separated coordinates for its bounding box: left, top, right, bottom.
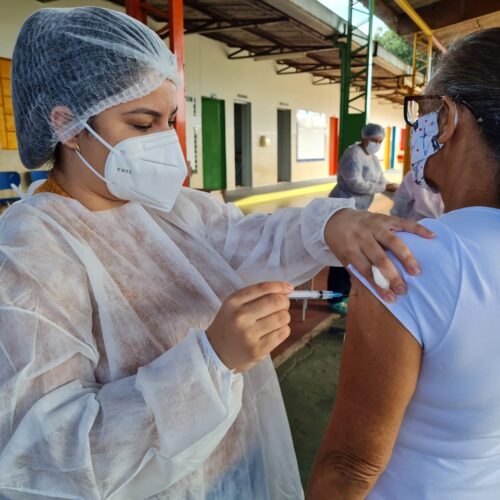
296, 109, 327, 162
0, 58, 17, 150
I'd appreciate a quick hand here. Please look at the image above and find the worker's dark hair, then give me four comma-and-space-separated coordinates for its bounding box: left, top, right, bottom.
426, 28, 500, 196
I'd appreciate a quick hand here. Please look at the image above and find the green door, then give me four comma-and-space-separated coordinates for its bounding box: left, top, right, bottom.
202, 97, 226, 190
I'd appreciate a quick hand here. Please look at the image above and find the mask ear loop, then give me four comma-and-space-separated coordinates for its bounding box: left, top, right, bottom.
74, 146, 108, 184
83, 123, 117, 153
74, 123, 119, 185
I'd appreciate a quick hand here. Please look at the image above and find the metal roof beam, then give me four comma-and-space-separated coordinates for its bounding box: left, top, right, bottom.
253, 46, 336, 61
396, 0, 500, 37
183, 0, 316, 54
185, 17, 287, 35
393, 0, 446, 52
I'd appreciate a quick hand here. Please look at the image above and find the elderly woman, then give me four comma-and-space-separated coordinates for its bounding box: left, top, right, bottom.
309, 28, 500, 499
0, 7, 431, 499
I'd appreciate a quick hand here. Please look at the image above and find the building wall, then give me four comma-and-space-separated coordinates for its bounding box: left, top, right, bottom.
184, 33, 405, 189
185, 33, 344, 189
0, 0, 406, 188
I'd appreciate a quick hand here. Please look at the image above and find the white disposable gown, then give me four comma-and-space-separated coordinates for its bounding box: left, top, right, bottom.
390, 172, 444, 221
0, 188, 353, 499
330, 144, 387, 210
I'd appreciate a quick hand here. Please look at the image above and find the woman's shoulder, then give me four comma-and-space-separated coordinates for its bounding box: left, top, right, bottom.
1, 194, 73, 239
398, 208, 500, 268
0, 197, 92, 313
395, 217, 459, 261
351, 217, 463, 350
388, 217, 463, 305
0, 196, 88, 277
343, 144, 363, 157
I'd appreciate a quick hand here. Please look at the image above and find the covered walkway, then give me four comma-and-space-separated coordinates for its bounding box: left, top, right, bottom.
230, 168, 401, 214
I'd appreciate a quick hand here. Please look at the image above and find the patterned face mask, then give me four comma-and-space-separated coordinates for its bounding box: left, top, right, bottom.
410, 110, 443, 193
410, 103, 458, 193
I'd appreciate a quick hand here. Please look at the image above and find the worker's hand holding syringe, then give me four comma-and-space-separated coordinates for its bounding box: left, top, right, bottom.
205, 273, 394, 374
206, 282, 293, 373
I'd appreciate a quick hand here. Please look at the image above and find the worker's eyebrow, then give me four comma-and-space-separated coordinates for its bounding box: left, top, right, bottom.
169, 106, 178, 117
122, 108, 162, 118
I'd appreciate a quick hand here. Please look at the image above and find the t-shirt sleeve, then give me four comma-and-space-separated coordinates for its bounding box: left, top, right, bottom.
349, 218, 461, 352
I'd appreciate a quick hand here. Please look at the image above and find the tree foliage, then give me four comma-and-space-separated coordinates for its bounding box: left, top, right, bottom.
374, 28, 414, 66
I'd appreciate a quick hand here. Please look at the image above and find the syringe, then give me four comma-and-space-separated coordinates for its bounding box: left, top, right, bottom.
288, 290, 346, 300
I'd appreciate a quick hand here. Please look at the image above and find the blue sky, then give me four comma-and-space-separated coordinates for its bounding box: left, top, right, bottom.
317, 0, 388, 34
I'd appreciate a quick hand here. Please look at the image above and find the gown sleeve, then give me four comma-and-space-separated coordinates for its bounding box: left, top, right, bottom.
178, 188, 356, 285
390, 174, 414, 218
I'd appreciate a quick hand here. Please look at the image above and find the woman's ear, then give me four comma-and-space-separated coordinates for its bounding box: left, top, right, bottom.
50, 106, 79, 150
437, 96, 458, 145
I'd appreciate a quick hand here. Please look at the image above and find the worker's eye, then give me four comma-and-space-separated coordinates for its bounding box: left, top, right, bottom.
133, 124, 153, 132
168, 118, 176, 128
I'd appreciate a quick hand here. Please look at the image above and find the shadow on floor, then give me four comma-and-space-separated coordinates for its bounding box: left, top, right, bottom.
276, 316, 346, 490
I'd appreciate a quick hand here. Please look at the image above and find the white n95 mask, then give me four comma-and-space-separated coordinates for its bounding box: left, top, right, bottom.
76, 125, 187, 212
365, 141, 381, 155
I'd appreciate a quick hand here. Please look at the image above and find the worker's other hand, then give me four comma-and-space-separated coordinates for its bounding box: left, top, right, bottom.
385, 182, 399, 192
324, 209, 435, 302
206, 282, 293, 373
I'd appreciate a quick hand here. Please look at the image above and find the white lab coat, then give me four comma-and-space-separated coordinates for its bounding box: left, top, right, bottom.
330, 143, 387, 210
0, 188, 353, 499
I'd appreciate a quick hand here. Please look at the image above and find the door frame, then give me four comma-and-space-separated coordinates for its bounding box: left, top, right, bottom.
277, 108, 292, 182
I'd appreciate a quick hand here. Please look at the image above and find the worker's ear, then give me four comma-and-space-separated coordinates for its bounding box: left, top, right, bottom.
437, 96, 458, 145
50, 106, 79, 151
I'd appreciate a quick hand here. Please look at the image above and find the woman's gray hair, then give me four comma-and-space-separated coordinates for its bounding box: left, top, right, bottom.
426, 28, 500, 168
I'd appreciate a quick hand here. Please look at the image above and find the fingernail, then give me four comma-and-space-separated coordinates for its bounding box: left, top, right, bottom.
384, 292, 397, 303
286, 283, 294, 291
409, 264, 421, 275
395, 284, 406, 295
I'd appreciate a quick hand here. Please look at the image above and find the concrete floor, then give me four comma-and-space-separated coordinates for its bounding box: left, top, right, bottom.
276, 323, 346, 489
236, 169, 401, 215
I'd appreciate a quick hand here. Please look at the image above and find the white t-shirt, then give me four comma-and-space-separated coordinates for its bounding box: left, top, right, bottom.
353, 207, 500, 499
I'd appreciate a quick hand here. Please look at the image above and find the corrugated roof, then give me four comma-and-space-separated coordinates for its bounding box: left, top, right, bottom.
109, 0, 417, 103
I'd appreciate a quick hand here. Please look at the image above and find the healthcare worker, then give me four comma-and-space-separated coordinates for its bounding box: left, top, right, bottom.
330, 123, 398, 210
0, 7, 432, 499
391, 171, 444, 221
327, 123, 399, 314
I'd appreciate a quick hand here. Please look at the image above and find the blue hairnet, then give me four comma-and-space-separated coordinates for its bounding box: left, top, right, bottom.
362, 123, 385, 139
11, 7, 178, 169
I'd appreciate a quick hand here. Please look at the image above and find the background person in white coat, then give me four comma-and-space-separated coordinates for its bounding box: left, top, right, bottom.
327, 124, 399, 315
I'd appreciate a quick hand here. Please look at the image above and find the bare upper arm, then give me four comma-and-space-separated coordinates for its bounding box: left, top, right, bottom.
308, 278, 422, 499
